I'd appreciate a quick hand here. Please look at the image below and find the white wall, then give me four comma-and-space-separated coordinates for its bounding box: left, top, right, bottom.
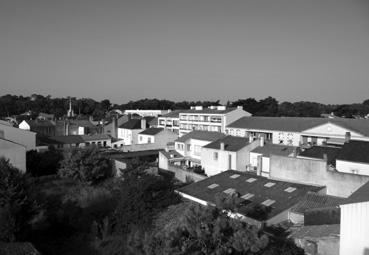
336, 160, 369, 176
302, 123, 367, 141
224, 108, 251, 132
271, 131, 300, 146
118, 128, 143, 145
340, 201, 369, 255
0, 139, 26, 172
18, 120, 30, 130
138, 134, 155, 144
0, 123, 36, 150
78, 126, 85, 135
201, 148, 237, 176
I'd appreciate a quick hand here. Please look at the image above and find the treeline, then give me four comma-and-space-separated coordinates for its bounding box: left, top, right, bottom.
1, 94, 369, 119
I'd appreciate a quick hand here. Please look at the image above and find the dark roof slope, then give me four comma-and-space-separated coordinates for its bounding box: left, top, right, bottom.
26, 120, 55, 127
203, 136, 250, 152
177, 170, 324, 221
40, 134, 110, 145
342, 181, 369, 205
160, 110, 184, 118
227, 117, 369, 135
291, 192, 344, 214
119, 119, 148, 129
251, 143, 296, 157
175, 131, 226, 143
336, 140, 369, 164
139, 127, 164, 136
299, 146, 342, 165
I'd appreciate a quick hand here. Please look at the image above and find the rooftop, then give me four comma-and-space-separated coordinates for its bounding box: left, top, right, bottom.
175, 131, 226, 143
25, 119, 55, 127
291, 192, 344, 214
119, 119, 149, 129
342, 180, 369, 205
289, 224, 340, 239
181, 107, 237, 115
41, 134, 111, 145
160, 110, 184, 118
251, 143, 296, 157
298, 146, 342, 166
336, 140, 369, 164
203, 136, 250, 152
177, 170, 324, 221
227, 116, 369, 136
139, 127, 164, 136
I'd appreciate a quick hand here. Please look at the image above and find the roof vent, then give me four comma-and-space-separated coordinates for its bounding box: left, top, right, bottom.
241, 193, 254, 200
208, 183, 219, 189
284, 187, 296, 193
264, 182, 275, 188
261, 199, 275, 206
230, 174, 240, 179
223, 188, 236, 194
246, 177, 257, 183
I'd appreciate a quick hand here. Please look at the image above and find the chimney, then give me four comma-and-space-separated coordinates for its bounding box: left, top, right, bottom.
141, 118, 146, 129
345, 132, 351, 143
323, 153, 328, 162
249, 136, 254, 143
256, 155, 262, 176
65, 121, 69, 136
112, 115, 118, 138
220, 142, 225, 150
260, 136, 265, 147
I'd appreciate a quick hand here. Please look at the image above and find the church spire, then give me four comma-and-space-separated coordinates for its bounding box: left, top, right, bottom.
67, 97, 75, 118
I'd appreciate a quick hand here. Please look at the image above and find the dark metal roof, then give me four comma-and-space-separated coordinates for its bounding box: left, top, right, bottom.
203, 136, 250, 152
342, 180, 369, 205
139, 127, 164, 136
177, 170, 324, 221
175, 131, 226, 143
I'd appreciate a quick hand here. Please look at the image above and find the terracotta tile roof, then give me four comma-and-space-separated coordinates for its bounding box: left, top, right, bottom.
175, 131, 226, 143
203, 136, 250, 152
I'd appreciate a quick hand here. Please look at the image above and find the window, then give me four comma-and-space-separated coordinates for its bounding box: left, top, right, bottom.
236, 129, 241, 136
140, 136, 143, 141
284, 187, 296, 193
187, 144, 191, 152
194, 145, 201, 156
208, 183, 219, 189
241, 193, 254, 200
148, 137, 152, 143
261, 199, 275, 206
264, 182, 275, 188
213, 152, 218, 160
223, 188, 236, 194
230, 174, 240, 179
246, 177, 257, 183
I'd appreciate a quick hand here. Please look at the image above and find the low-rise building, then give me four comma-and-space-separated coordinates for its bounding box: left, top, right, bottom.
201, 136, 259, 176
117, 118, 149, 145
157, 110, 183, 133
39, 134, 111, 149
179, 106, 251, 136
138, 127, 178, 146
226, 117, 369, 146
124, 109, 171, 117
176, 170, 325, 228
340, 181, 369, 255
0, 122, 36, 150
174, 131, 226, 168
0, 137, 26, 172
335, 140, 369, 176
19, 119, 56, 136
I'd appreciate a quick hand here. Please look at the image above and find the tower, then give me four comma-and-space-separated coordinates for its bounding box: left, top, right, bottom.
67, 97, 75, 118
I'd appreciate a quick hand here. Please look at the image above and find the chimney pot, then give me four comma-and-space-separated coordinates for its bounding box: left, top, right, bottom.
345, 132, 351, 143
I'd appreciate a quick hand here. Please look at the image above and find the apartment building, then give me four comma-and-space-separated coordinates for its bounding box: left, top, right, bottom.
157, 110, 183, 133
179, 105, 251, 137
124, 109, 171, 117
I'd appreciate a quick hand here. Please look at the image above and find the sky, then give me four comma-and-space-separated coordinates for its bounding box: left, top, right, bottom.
1, 0, 369, 105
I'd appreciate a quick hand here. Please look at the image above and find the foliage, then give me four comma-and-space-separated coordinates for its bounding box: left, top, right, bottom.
26, 147, 64, 176
138, 203, 269, 255
58, 147, 113, 185
0, 158, 39, 242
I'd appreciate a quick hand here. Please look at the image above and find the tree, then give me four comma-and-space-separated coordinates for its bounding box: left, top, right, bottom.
26, 147, 64, 176
58, 147, 113, 185
0, 158, 39, 242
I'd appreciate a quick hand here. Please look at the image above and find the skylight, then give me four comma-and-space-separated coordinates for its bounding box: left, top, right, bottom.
223, 188, 236, 194
264, 182, 276, 188
230, 174, 240, 179
284, 187, 297, 193
261, 199, 275, 206
208, 183, 219, 189
241, 193, 254, 200
246, 178, 257, 183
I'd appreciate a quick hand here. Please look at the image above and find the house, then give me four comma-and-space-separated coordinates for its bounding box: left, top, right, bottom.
39, 134, 111, 148
55, 119, 98, 136
297, 145, 342, 168
179, 106, 251, 136
201, 135, 260, 176
0, 122, 36, 150
117, 118, 149, 145
37, 112, 55, 121
138, 128, 178, 147
176, 170, 325, 228
19, 119, 56, 136
0, 137, 26, 172
226, 117, 369, 146
339, 181, 369, 255
103, 115, 129, 138
249, 140, 296, 177
335, 140, 369, 176
157, 110, 183, 133
174, 131, 226, 168
124, 109, 171, 117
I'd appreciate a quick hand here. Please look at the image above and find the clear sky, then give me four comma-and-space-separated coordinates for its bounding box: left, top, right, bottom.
1, 0, 369, 104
